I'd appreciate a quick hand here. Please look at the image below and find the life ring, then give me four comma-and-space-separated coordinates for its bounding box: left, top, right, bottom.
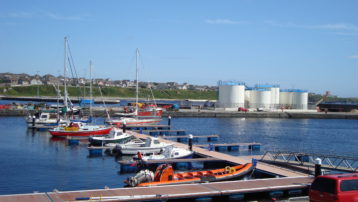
225, 166, 231, 173
225, 166, 236, 174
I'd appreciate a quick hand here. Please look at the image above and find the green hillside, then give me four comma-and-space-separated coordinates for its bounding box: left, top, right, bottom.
0, 85, 217, 100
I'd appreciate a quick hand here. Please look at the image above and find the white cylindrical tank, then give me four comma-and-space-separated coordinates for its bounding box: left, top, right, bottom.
279, 90, 292, 107
292, 90, 308, 110
248, 89, 258, 108
254, 84, 279, 109
244, 87, 252, 108
217, 81, 245, 108
270, 86, 280, 107
256, 89, 271, 109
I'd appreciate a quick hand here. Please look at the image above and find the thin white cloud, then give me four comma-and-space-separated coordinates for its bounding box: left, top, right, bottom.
310, 23, 358, 31
265, 20, 358, 32
206, 19, 248, 25
0, 11, 33, 18
349, 55, 358, 59
0, 11, 86, 21
44, 12, 85, 21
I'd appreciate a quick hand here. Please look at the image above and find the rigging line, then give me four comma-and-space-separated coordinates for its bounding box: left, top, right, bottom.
67, 43, 83, 97
98, 86, 111, 120
67, 42, 80, 82
67, 57, 75, 82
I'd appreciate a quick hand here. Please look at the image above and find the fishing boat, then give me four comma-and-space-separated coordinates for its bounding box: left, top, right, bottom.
136, 145, 193, 161
125, 163, 254, 187
89, 128, 139, 146
49, 122, 112, 137
115, 137, 171, 155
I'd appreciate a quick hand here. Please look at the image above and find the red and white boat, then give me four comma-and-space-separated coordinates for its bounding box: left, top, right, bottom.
116, 104, 163, 118
105, 117, 161, 126
49, 122, 112, 137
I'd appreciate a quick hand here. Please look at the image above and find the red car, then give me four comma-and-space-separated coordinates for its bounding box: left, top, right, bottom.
238, 107, 248, 112
309, 173, 358, 202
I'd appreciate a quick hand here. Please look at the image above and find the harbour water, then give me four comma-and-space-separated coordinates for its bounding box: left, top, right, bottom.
0, 117, 357, 195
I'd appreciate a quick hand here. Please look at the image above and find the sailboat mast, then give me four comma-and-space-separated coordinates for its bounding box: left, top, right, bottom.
64, 37, 68, 109
89, 60, 93, 117
135, 48, 139, 111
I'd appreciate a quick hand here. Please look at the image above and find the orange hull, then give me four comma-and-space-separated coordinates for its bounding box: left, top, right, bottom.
137, 163, 253, 187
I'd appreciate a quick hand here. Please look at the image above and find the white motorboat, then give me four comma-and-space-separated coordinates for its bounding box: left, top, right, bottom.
139, 145, 193, 161
26, 112, 68, 127
89, 128, 139, 146
116, 137, 171, 155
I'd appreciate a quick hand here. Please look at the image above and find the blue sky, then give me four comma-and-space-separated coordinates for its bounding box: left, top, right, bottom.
0, 0, 357, 97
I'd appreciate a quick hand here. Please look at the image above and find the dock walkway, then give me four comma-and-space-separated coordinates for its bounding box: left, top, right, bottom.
0, 176, 313, 202
128, 131, 310, 177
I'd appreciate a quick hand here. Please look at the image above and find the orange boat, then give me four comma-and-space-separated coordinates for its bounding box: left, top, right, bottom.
125, 163, 254, 187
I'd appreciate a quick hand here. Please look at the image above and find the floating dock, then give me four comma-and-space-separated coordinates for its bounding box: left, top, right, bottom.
162, 134, 219, 142
128, 131, 310, 177
196, 142, 262, 151
0, 176, 313, 201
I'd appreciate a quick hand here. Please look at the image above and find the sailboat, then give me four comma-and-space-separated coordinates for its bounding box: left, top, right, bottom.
48, 38, 112, 137
106, 49, 162, 126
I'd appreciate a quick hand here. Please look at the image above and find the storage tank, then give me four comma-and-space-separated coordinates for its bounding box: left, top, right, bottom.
255, 88, 271, 109
279, 89, 292, 108
217, 81, 245, 108
254, 84, 279, 109
292, 89, 308, 110
270, 86, 280, 108
245, 87, 254, 108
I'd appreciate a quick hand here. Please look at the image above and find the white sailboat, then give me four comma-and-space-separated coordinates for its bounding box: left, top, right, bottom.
106, 49, 162, 126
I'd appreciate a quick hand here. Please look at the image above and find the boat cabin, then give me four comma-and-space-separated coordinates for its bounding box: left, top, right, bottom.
144, 137, 161, 147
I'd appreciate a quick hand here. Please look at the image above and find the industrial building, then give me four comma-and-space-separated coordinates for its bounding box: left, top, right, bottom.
217, 81, 308, 110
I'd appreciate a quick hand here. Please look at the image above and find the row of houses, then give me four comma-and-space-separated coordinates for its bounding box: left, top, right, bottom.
0, 73, 216, 91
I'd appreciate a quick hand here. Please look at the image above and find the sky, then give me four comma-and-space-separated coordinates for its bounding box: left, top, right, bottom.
0, 0, 357, 97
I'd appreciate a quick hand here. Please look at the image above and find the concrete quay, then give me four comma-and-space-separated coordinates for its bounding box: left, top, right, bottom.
1, 108, 358, 119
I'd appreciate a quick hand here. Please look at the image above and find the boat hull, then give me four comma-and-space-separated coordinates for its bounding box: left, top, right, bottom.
49, 127, 112, 137
135, 163, 254, 187
106, 118, 161, 126
119, 147, 165, 155
89, 135, 135, 146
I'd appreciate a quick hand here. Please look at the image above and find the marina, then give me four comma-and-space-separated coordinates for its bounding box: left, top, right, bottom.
0, 116, 357, 201
1, 1, 357, 201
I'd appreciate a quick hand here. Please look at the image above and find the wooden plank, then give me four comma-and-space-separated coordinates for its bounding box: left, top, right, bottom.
0, 193, 50, 202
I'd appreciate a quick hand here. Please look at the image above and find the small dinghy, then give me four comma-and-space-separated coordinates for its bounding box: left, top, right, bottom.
125, 163, 254, 187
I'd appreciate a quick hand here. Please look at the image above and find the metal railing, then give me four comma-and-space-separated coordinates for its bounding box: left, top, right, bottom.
261, 150, 358, 172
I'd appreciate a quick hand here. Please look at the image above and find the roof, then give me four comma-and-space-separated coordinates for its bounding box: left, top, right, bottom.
217, 80, 245, 86
280, 89, 308, 93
